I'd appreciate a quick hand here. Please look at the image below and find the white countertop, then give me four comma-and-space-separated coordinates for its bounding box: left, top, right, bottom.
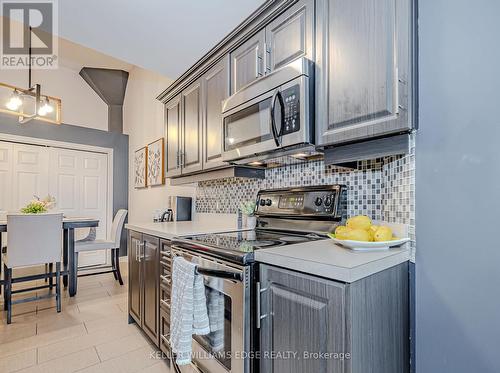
255, 239, 409, 283
125, 213, 239, 240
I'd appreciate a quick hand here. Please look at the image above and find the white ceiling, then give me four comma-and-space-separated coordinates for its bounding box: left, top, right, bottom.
58, 0, 265, 79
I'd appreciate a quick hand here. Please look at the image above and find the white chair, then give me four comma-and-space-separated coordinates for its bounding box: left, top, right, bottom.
75, 209, 127, 285
2, 213, 63, 324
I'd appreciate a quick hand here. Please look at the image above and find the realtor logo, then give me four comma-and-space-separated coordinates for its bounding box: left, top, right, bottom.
1, 0, 58, 69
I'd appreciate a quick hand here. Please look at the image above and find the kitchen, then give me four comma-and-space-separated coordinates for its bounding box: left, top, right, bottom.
0, 1, 498, 373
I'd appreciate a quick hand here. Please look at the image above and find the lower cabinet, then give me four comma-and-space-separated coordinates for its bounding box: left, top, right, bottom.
259, 263, 409, 373
128, 231, 160, 347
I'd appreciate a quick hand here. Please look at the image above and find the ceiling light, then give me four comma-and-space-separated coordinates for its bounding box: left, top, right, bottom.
6, 90, 22, 111
38, 97, 54, 116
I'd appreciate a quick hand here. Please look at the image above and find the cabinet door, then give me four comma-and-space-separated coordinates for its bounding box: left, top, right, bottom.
265, 0, 314, 72
316, 0, 414, 146
260, 265, 346, 373
165, 95, 182, 177
0, 141, 13, 212
181, 81, 203, 174
202, 56, 230, 170
230, 29, 265, 94
142, 234, 160, 346
128, 231, 142, 325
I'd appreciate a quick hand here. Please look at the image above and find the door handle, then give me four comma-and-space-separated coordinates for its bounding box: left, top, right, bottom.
257, 53, 263, 77
270, 89, 285, 147
256, 281, 269, 329
265, 42, 271, 73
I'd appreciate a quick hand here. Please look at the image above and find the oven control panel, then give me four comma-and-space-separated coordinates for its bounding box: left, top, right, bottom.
280, 84, 300, 135
256, 186, 347, 219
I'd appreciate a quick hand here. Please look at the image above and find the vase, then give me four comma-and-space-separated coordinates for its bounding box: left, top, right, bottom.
245, 215, 257, 229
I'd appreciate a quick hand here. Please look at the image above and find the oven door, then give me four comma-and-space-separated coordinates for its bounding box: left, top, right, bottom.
171, 247, 249, 373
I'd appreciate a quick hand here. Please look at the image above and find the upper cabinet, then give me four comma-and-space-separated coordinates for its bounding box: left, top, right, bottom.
316, 0, 415, 146
265, 0, 314, 72
181, 80, 203, 174
165, 95, 182, 178
202, 56, 230, 170
231, 0, 314, 94
230, 30, 266, 94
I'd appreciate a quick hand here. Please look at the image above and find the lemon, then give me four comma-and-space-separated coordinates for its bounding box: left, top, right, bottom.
370, 225, 380, 234
346, 215, 372, 231
374, 226, 393, 242
345, 228, 371, 242
335, 226, 350, 235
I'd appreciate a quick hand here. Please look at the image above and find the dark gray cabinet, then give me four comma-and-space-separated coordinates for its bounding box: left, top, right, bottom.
230, 29, 266, 94
181, 80, 203, 174
230, 0, 314, 94
165, 95, 182, 178
265, 0, 314, 72
128, 231, 159, 347
316, 0, 415, 146
202, 56, 230, 170
259, 263, 409, 373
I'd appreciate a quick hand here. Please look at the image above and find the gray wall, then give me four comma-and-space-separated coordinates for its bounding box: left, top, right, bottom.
0, 113, 129, 255
416, 1, 500, 372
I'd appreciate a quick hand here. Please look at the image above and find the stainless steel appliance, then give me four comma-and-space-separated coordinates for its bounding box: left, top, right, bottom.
160, 196, 193, 222
222, 58, 314, 163
162, 185, 347, 373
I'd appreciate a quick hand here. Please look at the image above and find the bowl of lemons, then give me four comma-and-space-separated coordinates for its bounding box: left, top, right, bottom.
328, 215, 410, 251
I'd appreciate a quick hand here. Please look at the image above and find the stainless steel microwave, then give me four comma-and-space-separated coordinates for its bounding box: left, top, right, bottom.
221, 58, 314, 163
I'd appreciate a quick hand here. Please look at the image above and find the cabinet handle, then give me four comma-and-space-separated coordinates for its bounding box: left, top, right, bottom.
137, 242, 144, 262
256, 282, 269, 329
265, 42, 271, 73
257, 53, 263, 77
176, 150, 180, 169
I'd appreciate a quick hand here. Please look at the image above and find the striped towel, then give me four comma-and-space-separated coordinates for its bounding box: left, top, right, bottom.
170, 257, 210, 365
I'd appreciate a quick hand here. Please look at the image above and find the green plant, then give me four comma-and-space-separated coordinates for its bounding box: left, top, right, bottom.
240, 201, 256, 216
21, 200, 47, 214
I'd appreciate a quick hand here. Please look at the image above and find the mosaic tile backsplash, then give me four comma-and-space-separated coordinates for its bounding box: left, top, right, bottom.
196, 137, 416, 260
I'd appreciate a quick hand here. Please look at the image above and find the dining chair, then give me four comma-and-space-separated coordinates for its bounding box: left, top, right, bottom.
2, 213, 63, 324
75, 209, 127, 285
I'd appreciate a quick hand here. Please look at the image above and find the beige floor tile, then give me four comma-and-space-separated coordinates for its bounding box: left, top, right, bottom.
141, 361, 171, 373
95, 332, 150, 361
16, 347, 100, 373
0, 322, 36, 343
77, 346, 158, 373
0, 349, 37, 373
83, 312, 129, 334
0, 324, 87, 359
37, 322, 140, 363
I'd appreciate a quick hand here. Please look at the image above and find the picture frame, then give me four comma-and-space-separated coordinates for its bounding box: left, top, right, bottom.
147, 138, 165, 186
134, 146, 148, 188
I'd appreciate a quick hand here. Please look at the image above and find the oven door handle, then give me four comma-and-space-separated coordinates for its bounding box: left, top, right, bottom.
196, 267, 243, 281
270, 89, 285, 147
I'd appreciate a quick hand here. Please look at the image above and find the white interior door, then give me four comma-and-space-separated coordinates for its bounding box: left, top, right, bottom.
0, 142, 13, 212
12, 143, 49, 210
49, 147, 109, 267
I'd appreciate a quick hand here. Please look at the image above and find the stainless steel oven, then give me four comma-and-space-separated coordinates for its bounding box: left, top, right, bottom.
222, 58, 314, 163
169, 245, 251, 373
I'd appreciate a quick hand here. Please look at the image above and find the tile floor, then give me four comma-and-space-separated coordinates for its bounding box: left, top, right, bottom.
0, 262, 170, 373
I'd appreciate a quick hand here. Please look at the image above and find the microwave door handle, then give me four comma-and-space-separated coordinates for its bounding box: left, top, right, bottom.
270, 90, 280, 147
196, 267, 243, 281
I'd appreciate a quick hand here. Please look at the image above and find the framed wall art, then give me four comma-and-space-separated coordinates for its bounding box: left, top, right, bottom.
147, 138, 165, 186
134, 147, 148, 188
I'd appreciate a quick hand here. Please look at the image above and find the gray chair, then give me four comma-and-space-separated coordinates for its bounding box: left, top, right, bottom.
75, 209, 127, 285
2, 213, 63, 324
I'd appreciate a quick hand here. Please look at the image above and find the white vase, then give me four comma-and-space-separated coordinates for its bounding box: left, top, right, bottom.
245, 215, 257, 229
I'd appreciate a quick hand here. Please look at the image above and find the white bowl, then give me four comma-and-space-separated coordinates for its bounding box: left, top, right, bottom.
330, 237, 410, 251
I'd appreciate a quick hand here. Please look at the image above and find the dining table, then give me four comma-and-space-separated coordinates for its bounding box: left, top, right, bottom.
0, 217, 99, 297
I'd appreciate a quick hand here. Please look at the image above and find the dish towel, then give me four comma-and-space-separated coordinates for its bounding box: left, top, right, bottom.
170, 257, 210, 365
206, 278, 225, 351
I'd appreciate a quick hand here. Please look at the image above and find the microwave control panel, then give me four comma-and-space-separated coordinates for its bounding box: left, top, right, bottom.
281, 84, 300, 135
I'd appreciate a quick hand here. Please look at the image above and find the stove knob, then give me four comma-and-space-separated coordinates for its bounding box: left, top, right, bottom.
314, 197, 323, 206
324, 196, 332, 207
265, 199, 272, 206
259, 199, 266, 206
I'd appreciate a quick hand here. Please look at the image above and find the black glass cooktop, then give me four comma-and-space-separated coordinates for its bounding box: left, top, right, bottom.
177, 229, 326, 264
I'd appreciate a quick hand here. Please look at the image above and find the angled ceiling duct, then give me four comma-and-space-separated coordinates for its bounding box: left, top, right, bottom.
79, 67, 129, 133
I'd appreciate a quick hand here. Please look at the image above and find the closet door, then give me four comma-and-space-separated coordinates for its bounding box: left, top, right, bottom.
49, 147, 109, 266
12, 143, 49, 210
0, 141, 13, 212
